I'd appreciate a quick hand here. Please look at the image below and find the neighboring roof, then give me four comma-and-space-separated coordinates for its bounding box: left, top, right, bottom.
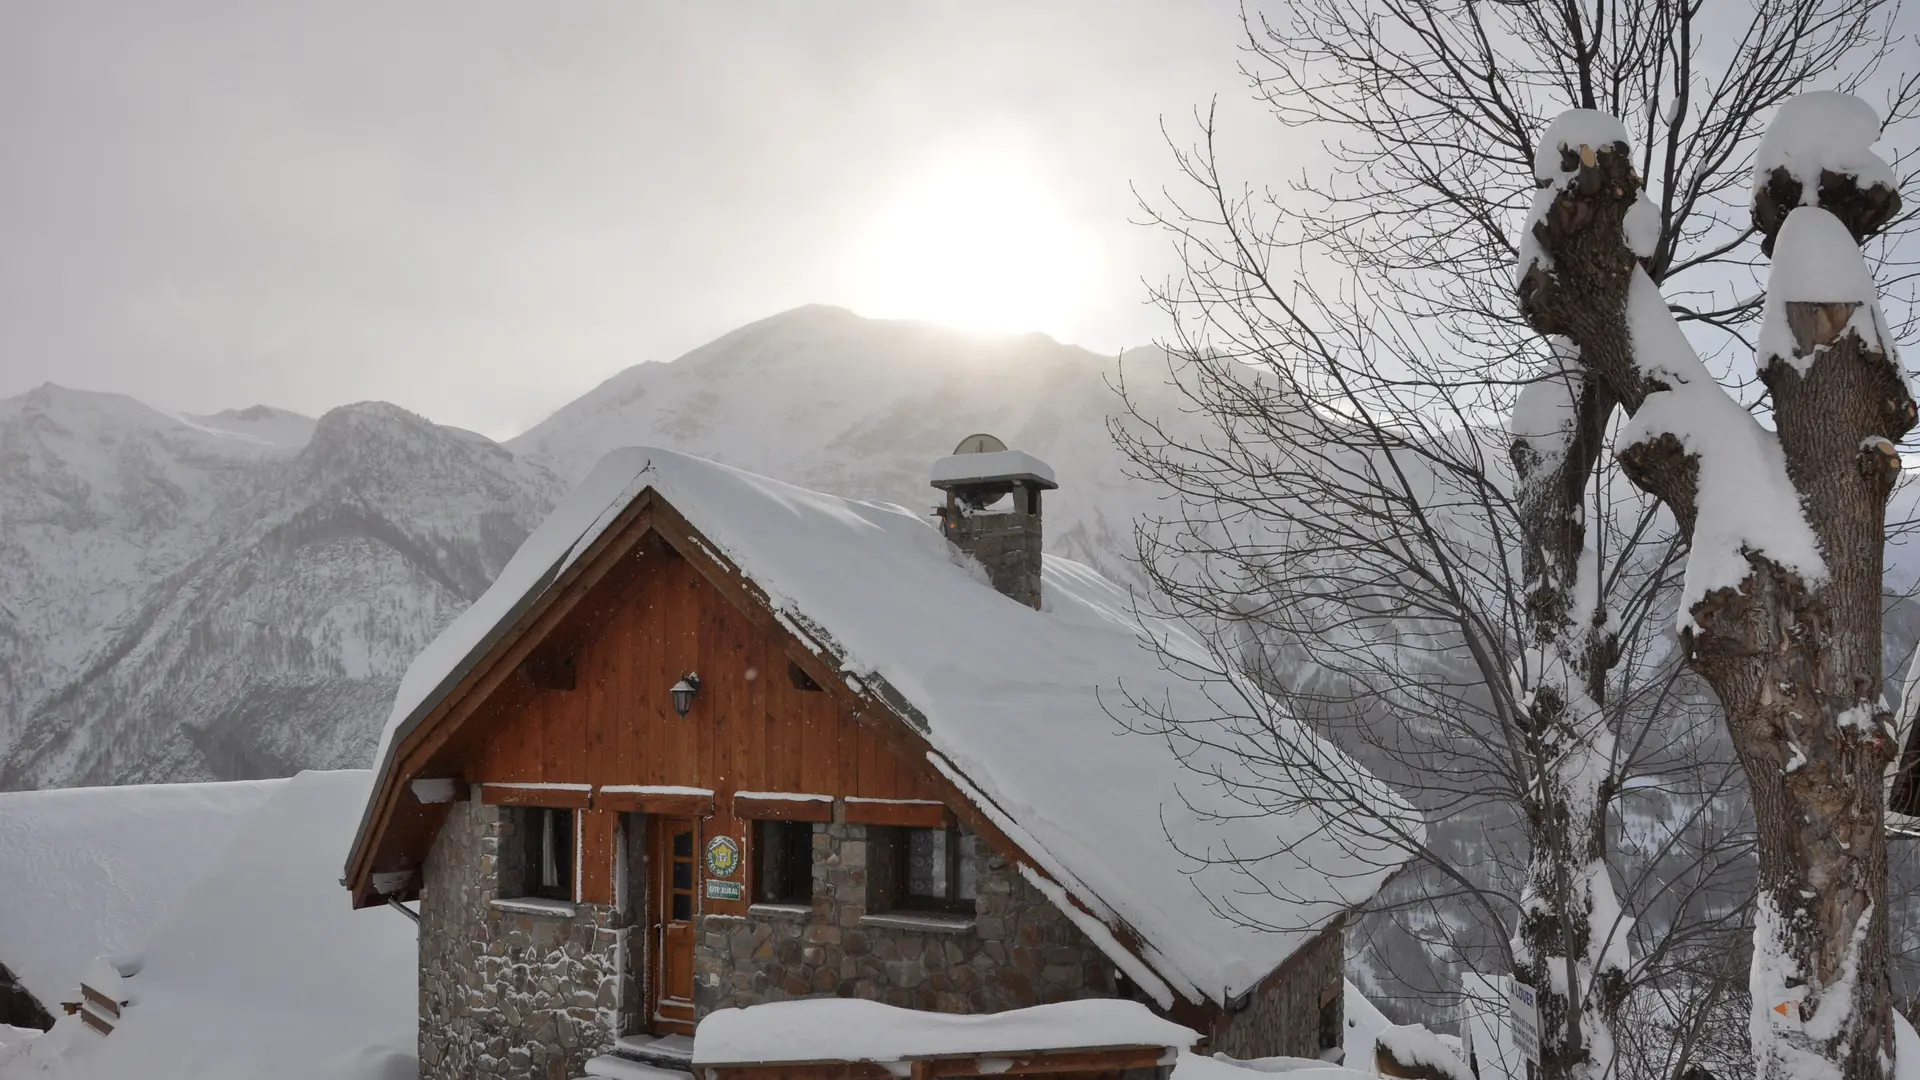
0, 771, 417, 1080
692, 998, 1197, 1069
0, 779, 283, 1008
352, 447, 1416, 1007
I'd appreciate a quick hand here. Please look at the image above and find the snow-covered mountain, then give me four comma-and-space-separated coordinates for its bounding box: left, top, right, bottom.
0, 388, 310, 750
1, 398, 560, 788
0, 307, 1179, 788
510, 304, 1172, 582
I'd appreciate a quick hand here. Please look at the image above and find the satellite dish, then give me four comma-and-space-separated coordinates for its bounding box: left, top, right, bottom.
953, 433, 1008, 455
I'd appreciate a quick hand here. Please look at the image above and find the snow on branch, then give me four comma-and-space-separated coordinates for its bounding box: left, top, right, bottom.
1616, 268, 1827, 618
1755, 205, 1911, 420
1751, 92, 1901, 255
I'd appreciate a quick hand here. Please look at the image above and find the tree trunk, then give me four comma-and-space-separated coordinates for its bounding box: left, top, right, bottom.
1510, 359, 1628, 1080
1518, 122, 1911, 1080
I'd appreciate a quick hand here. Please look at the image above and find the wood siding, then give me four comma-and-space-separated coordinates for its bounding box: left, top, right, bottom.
451, 545, 944, 912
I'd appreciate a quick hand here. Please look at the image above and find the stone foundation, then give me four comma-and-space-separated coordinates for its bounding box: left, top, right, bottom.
416, 806, 1349, 1072
418, 800, 627, 1080
694, 823, 1115, 1013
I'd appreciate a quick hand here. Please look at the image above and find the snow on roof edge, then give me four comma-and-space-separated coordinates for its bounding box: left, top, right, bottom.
347, 450, 660, 886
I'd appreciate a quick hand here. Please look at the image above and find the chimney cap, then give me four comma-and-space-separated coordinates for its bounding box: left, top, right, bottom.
929, 449, 1058, 492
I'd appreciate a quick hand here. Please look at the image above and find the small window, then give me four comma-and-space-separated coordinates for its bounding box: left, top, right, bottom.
754, 820, 815, 905
520, 807, 575, 901
881, 826, 975, 914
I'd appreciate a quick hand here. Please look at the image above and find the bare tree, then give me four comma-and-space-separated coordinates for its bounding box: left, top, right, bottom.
1113, 1, 1919, 1078
1114, 115, 1748, 1080
1518, 89, 1908, 1079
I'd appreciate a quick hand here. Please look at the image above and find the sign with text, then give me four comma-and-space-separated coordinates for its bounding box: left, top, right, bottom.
705, 878, 743, 901
1509, 983, 1541, 1064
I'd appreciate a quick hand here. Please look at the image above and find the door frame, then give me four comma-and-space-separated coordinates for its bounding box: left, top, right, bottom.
647, 815, 700, 1034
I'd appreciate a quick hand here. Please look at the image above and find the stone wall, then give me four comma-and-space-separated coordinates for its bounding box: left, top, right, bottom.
694, 823, 1116, 1013
941, 505, 1044, 609
414, 804, 1350, 1071
1210, 918, 1346, 1061
418, 799, 627, 1080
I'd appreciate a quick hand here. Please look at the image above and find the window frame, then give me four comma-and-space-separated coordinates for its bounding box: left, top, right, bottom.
518, 806, 576, 902
751, 819, 816, 907
883, 824, 975, 915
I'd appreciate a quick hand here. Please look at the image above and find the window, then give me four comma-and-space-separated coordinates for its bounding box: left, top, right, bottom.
520, 807, 575, 901
753, 820, 815, 906
879, 826, 975, 914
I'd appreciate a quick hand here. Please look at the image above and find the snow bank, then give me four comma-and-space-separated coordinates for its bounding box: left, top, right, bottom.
1752, 92, 1895, 199
1345, 979, 1392, 1068
0, 771, 417, 1080
692, 998, 1197, 1072
1170, 1053, 1370, 1080
0, 779, 282, 1009
360, 447, 1417, 1006
1376, 1024, 1474, 1080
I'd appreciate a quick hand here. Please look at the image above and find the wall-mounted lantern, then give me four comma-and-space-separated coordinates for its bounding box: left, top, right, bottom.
670, 673, 701, 717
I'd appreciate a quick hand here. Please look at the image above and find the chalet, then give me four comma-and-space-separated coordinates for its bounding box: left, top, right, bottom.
342, 441, 1412, 1080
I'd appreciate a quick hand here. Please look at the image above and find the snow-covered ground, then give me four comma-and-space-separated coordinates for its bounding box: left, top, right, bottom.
0, 779, 282, 1011
0, 771, 416, 1080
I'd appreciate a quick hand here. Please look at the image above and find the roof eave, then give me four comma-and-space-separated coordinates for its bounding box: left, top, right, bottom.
342, 489, 660, 905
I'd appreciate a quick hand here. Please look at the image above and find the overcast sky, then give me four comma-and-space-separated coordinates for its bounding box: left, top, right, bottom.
0, 2, 1301, 438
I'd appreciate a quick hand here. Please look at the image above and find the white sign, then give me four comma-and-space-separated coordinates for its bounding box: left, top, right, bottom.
1508, 983, 1541, 1064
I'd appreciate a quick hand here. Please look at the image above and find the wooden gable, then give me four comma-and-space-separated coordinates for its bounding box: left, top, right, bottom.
445, 538, 950, 914
349, 491, 969, 914
463, 547, 941, 801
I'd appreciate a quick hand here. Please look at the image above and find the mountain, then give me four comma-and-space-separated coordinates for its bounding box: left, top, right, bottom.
0, 308, 1182, 788
0, 386, 306, 750
0, 398, 560, 787
510, 305, 1175, 584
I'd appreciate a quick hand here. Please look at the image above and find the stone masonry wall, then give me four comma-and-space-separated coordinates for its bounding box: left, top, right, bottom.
418, 799, 627, 1080
1210, 918, 1346, 1061
943, 508, 1043, 609
694, 824, 1116, 1014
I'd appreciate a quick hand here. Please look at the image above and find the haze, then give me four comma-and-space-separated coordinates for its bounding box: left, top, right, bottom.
0, 2, 1303, 439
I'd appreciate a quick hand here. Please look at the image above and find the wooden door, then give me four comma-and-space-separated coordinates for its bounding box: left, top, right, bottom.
649, 817, 699, 1033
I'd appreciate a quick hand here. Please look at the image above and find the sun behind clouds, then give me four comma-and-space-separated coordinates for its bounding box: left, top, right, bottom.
843, 153, 1103, 337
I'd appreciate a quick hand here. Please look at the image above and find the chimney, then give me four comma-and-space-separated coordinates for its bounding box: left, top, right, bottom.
930, 434, 1057, 609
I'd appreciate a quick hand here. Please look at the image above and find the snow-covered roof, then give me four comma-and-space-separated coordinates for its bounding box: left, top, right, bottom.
1, 771, 417, 1080
928, 449, 1057, 488
693, 998, 1198, 1070
0, 779, 283, 1009
355, 447, 1414, 1005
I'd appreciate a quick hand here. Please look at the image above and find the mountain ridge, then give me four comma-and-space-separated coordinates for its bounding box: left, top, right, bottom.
0, 307, 1179, 788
